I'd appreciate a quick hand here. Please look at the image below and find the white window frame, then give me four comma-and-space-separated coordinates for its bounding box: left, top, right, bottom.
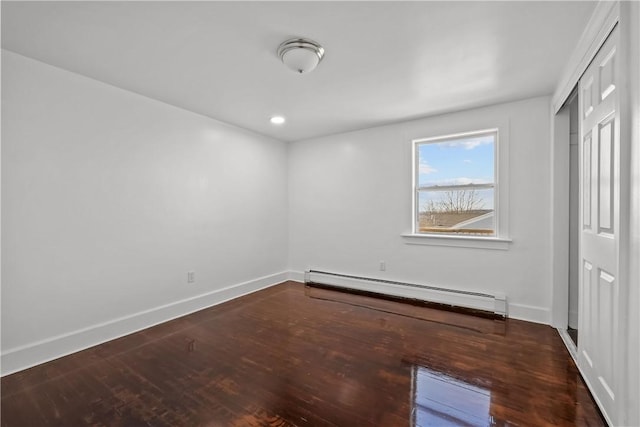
403, 124, 511, 250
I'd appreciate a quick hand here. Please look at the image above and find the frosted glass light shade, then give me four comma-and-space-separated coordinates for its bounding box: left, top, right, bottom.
282, 49, 320, 74
277, 38, 325, 74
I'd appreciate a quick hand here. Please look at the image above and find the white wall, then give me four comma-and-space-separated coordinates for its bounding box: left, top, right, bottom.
289, 97, 552, 323
1, 51, 289, 374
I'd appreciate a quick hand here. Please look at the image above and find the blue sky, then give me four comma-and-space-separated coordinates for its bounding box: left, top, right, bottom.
417, 133, 495, 187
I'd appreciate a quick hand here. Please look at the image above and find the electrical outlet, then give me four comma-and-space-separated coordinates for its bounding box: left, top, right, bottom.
187, 271, 195, 283
379, 261, 386, 271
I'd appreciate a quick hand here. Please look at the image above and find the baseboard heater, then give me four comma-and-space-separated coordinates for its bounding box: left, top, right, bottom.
305, 270, 507, 318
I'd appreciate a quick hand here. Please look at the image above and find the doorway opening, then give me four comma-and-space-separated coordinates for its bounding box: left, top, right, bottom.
567, 88, 579, 346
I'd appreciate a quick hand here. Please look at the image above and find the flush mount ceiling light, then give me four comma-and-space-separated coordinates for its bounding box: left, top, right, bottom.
277, 38, 325, 74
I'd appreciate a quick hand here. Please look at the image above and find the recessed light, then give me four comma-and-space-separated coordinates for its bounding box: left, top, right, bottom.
270, 116, 286, 125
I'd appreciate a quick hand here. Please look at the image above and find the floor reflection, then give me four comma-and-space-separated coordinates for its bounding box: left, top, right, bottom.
411, 365, 494, 427
305, 284, 506, 335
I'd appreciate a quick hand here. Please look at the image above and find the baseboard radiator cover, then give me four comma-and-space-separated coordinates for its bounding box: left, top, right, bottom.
305, 269, 507, 318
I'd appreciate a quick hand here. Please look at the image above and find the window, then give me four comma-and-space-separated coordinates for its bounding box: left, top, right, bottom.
413, 130, 497, 237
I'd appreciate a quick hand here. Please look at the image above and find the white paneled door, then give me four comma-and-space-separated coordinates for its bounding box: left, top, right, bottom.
578, 26, 620, 425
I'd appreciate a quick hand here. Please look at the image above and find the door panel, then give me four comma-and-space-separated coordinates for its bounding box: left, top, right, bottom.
583, 76, 595, 118
598, 269, 615, 392
583, 135, 592, 228
598, 116, 614, 233
578, 26, 619, 424
582, 260, 593, 366
599, 48, 616, 101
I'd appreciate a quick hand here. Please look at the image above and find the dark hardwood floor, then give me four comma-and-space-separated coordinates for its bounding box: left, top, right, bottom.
1, 282, 605, 426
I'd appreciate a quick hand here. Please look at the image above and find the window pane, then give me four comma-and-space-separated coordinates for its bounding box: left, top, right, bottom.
417, 188, 495, 235
417, 133, 495, 188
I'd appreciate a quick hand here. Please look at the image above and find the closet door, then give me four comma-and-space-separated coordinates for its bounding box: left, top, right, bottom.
578, 25, 620, 425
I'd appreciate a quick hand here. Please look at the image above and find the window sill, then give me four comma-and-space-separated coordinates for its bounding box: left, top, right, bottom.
401, 233, 512, 250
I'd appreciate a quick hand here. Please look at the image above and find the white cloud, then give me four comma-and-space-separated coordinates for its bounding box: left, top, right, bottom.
463, 159, 472, 164
422, 177, 492, 186
440, 135, 494, 150
419, 160, 437, 175
450, 177, 474, 185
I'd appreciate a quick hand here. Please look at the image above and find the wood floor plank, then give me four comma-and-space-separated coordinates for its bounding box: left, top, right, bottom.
1, 282, 605, 426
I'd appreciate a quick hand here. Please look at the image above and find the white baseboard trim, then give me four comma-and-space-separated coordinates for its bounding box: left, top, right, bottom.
557, 327, 578, 361
291, 270, 551, 325
506, 303, 551, 325
288, 270, 305, 283
1, 271, 288, 376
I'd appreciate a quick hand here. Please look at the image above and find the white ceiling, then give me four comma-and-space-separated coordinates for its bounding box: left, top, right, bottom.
2, 1, 595, 142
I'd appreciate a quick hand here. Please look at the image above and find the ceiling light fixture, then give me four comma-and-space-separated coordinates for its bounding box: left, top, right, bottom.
270, 116, 286, 125
277, 38, 325, 74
